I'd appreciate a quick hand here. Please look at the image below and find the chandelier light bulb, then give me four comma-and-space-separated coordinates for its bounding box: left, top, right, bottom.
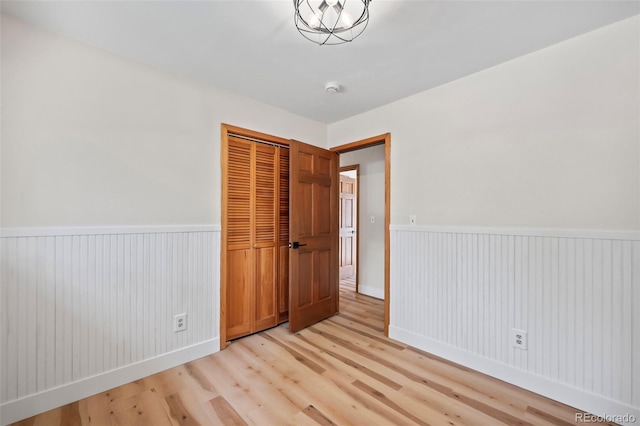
326, 0, 339, 6
307, 12, 321, 29
340, 11, 353, 27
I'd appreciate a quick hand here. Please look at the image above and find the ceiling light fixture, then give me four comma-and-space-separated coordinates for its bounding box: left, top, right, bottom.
294, 0, 371, 46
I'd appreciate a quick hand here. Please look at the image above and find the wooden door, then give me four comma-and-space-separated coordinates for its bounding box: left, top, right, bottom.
277, 149, 290, 323
225, 138, 253, 339
339, 174, 356, 279
253, 143, 279, 332
224, 136, 284, 340
289, 140, 339, 333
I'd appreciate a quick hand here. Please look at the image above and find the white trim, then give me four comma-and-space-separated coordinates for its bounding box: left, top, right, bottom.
389, 224, 640, 241
0, 338, 219, 426
357, 285, 384, 300
388, 326, 640, 426
0, 225, 221, 238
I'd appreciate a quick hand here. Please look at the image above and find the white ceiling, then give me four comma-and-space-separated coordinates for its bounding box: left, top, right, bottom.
2, 1, 638, 123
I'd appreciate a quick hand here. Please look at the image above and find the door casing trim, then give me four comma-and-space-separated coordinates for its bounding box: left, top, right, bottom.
331, 133, 391, 335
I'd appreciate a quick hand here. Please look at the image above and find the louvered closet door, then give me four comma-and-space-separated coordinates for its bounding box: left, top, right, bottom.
253, 143, 278, 331
278, 149, 290, 323
226, 138, 253, 339
225, 137, 285, 340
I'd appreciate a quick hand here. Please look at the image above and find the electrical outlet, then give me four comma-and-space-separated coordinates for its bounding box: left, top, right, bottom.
409, 215, 417, 225
511, 328, 527, 350
174, 313, 187, 332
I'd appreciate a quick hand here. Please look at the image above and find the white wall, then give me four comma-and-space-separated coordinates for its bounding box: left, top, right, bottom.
329, 15, 640, 424
0, 14, 325, 424
1, 14, 326, 228
329, 16, 640, 231
340, 146, 385, 299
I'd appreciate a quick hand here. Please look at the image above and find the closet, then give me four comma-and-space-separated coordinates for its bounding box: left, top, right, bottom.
222, 124, 339, 346
224, 134, 290, 340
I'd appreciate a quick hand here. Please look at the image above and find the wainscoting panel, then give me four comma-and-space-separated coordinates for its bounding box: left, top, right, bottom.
0, 226, 220, 422
390, 225, 640, 418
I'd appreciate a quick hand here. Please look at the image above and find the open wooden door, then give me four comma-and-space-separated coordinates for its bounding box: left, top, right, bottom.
288, 140, 339, 333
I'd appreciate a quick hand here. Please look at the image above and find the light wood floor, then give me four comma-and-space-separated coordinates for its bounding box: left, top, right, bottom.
339, 276, 356, 292
14, 281, 613, 426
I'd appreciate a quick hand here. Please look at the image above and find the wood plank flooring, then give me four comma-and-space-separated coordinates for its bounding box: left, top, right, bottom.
340, 277, 356, 293
12, 281, 614, 426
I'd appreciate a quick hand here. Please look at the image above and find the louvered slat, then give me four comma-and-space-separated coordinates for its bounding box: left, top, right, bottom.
279, 149, 290, 244
255, 145, 276, 244
227, 140, 252, 246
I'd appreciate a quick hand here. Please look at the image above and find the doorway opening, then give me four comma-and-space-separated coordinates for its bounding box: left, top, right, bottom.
339, 165, 358, 292
331, 133, 390, 335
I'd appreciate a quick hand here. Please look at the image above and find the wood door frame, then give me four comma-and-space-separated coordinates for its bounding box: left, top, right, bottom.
220, 123, 290, 349
339, 165, 360, 292
331, 133, 391, 335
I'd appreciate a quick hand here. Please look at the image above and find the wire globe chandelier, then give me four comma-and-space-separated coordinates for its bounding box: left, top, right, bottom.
294, 0, 371, 46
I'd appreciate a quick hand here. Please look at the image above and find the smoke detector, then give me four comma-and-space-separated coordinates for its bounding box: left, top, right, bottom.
325, 82, 341, 94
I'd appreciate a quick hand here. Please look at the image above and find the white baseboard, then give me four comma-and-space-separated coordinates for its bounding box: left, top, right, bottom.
0, 338, 219, 426
389, 326, 640, 426
357, 285, 384, 300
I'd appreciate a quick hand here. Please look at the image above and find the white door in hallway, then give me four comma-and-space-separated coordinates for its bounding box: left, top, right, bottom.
339, 172, 357, 280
